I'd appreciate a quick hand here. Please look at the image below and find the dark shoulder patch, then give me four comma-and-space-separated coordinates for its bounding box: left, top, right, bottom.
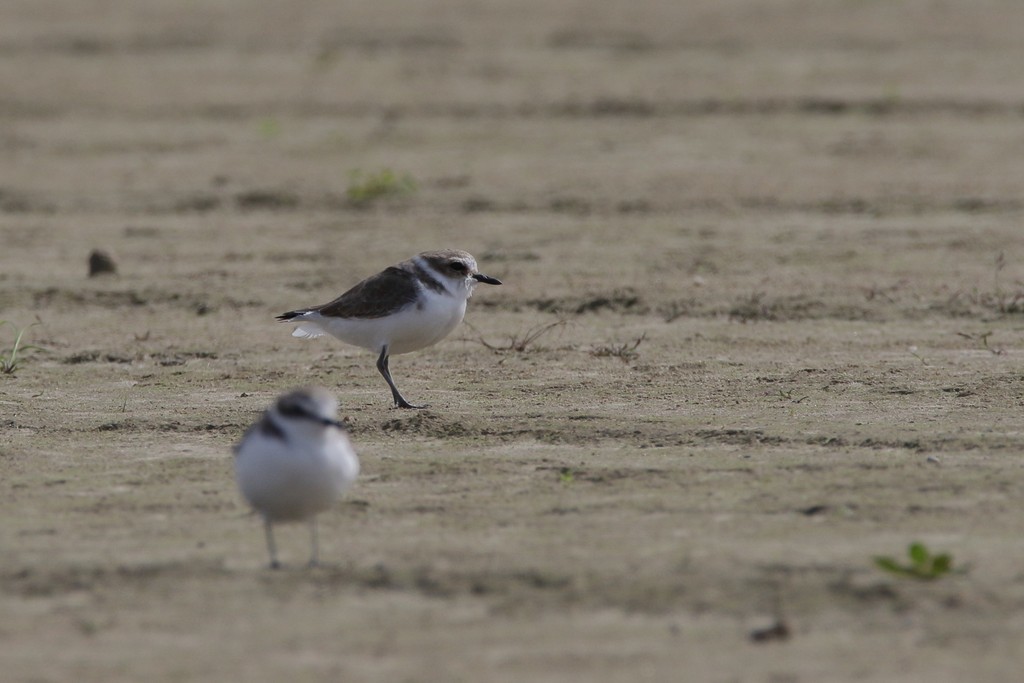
410, 261, 447, 294
258, 414, 287, 442
234, 413, 287, 455
317, 267, 420, 319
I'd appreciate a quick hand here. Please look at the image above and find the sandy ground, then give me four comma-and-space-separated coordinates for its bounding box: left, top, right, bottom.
3, 1, 1024, 681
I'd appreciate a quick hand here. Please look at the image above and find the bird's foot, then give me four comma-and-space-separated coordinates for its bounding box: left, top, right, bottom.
394, 399, 428, 409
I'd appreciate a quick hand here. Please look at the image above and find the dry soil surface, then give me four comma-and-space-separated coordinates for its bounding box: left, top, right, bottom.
3, 1, 1024, 681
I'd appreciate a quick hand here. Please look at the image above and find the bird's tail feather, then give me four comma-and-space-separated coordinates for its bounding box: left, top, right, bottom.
291, 324, 325, 339
275, 309, 307, 322
276, 309, 325, 338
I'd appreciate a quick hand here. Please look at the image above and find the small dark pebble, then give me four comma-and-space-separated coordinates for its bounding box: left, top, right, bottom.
88, 249, 117, 276
750, 619, 791, 643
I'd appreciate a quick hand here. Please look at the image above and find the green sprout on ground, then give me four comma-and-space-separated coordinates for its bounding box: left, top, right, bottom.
558, 467, 575, 485
874, 542, 959, 581
346, 168, 417, 208
1, 321, 43, 375
257, 117, 282, 139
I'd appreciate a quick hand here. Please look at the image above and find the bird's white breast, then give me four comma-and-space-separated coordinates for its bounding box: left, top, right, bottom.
235, 428, 358, 523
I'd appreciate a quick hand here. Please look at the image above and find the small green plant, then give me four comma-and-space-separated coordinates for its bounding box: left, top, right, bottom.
346, 168, 416, 207
874, 542, 959, 581
558, 467, 575, 485
1, 321, 43, 375
257, 117, 282, 139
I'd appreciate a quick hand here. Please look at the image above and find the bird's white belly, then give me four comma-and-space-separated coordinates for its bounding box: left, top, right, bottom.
236, 434, 358, 522
316, 290, 467, 355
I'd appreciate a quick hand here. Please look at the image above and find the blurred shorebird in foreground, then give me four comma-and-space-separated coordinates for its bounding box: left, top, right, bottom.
235, 387, 359, 569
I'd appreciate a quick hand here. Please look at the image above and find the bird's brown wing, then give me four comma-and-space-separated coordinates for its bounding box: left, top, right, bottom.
315, 266, 421, 319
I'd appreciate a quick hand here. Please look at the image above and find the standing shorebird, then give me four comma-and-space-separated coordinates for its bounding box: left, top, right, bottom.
276, 249, 502, 408
234, 387, 359, 568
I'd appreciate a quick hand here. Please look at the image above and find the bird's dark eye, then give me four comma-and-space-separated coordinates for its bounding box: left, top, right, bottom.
449, 261, 467, 272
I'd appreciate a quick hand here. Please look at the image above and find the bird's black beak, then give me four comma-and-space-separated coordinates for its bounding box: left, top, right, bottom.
473, 273, 502, 285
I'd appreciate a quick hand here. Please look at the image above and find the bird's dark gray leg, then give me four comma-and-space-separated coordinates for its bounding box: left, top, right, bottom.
264, 517, 281, 570
376, 346, 426, 409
